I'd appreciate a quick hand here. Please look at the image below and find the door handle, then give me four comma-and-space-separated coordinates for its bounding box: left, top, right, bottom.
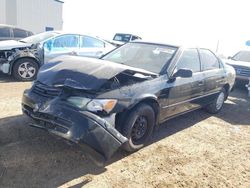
198, 80, 205, 86
68, 51, 78, 55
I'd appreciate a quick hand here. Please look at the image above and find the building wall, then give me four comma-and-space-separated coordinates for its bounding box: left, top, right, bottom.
6, 0, 17, 25
16, 0, 63, 33
0, 0, 63, 34
0, 0, 6, 23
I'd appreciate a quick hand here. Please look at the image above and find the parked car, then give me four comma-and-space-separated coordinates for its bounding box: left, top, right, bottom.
22, 41, 235, 162
225, 50, 250, 84
0, 24, 33, 41
110, 33, 142, 46
0, 31, 115, 81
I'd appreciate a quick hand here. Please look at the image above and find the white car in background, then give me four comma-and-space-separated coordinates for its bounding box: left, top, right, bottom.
0, 31, 115, 81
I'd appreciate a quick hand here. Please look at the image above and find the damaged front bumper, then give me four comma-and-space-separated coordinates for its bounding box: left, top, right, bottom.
22, 90, 127, 162
0, 59, 10, 74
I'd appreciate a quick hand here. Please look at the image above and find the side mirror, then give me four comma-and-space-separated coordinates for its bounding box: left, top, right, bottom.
228, 56, 232, 59
173, 68, 193, 78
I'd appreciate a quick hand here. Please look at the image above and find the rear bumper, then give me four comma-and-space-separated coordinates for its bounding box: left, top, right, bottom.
22, 90, 127, 161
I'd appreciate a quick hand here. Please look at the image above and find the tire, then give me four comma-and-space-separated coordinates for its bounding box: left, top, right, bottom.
121, 103, 155, 152
12, 58, 38, 81
205, 88, 226, 114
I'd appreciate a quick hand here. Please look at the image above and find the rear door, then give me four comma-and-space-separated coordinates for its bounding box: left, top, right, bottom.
78, 35, 106, 58
199, 49, 226, 103
13, 28, 28, 40
163, 48, 205, 119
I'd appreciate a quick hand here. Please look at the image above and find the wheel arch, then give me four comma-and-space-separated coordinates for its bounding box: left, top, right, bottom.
10, 56, 40, 74
115, 96, 160, 131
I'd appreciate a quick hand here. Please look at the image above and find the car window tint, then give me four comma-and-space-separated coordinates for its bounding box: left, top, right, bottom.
13, 28, 28, 38
176, 49, 201, 73
232, 51, 250, 62
0, 27, 11, 37
113, 34, 131, 42
200, 49, 220, 70
27, 31, 33, 36
131, 36, 138, 41
81, 36, 104, 48
53, 35, 79, 48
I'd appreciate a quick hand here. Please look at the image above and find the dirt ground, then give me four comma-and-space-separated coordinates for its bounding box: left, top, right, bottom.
0, 74, 249, 188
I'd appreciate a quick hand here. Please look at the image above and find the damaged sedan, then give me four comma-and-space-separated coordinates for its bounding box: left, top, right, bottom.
22, 41, 235, 162
0, 31, 115, 81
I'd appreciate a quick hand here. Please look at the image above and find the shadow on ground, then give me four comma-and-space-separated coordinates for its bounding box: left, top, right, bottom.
0, 87, 249, 187
0, 73, 17, 83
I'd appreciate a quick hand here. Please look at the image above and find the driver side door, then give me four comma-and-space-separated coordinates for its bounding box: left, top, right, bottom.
161, 48, 205, 120
44, 34, 80, 62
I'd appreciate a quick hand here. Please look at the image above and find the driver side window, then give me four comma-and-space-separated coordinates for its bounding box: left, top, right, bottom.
52, 35, 79, 50
176, 49, 201, 73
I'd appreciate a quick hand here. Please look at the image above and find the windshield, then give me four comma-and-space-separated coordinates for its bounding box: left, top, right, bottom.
20, 32, 59, 44
232, 51, 250, 62
102, 42, 178, 73
113, 34, 132, 42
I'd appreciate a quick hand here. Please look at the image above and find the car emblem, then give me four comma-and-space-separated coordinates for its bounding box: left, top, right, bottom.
236, 69, 241, 74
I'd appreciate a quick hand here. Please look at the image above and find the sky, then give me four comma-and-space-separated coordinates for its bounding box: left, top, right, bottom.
63, 0, 250, 56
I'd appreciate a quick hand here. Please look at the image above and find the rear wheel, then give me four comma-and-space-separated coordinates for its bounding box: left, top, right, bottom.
205, 88, 226, 114
13, 58, 38, 81
121, 103, 155, 152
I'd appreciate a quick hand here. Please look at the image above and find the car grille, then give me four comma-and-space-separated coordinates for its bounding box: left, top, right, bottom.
32, 82, 62, 98
233, 66, 250, 77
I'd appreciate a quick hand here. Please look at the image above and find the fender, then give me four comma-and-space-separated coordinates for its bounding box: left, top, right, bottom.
131, 93, 158, 107
127, 94, 160, 125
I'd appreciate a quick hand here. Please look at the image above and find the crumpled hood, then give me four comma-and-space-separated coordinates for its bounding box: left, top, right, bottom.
225, 59, 250, 68
37, 55, 156, 90
0, 40, 32, 50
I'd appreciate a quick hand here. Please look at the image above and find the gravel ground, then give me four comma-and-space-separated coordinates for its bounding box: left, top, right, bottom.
0, 74, 249, 188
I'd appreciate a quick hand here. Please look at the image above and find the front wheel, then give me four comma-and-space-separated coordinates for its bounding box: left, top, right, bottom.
13, 58, 38, 81
121, 103, 155, 152
205, 88, 226, 114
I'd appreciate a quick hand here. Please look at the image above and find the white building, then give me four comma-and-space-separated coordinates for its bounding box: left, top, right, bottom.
0, 0, 63, 34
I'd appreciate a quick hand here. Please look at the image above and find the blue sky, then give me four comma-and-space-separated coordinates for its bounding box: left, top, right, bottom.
63, 0, 250, 56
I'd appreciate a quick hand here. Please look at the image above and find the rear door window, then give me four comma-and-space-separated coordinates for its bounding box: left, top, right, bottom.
80, 36, 104, 48
13, 28, 28, 38
131, 36, 138, 41
200, 49, 220, 70
0, 27, 11, 37
176, 49, 201, 73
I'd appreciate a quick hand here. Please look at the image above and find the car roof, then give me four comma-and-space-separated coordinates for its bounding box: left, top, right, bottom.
130, 40, 181, 48
51, 31, 109, 42
0, 24, 32, 32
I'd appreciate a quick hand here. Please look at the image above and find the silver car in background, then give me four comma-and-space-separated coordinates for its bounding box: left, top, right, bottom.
226, 50, 250, 83
0, 31, 115, 81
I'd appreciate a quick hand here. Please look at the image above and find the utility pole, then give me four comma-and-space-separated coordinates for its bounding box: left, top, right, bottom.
216, 40, 220, 53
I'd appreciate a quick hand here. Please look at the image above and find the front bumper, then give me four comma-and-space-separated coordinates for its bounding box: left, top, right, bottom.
22, 90, 127, 161
0, 59, 10, 74
236, 75, 250, 81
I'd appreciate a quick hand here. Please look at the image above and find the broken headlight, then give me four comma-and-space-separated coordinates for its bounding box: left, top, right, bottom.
67, 97, 117, 113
